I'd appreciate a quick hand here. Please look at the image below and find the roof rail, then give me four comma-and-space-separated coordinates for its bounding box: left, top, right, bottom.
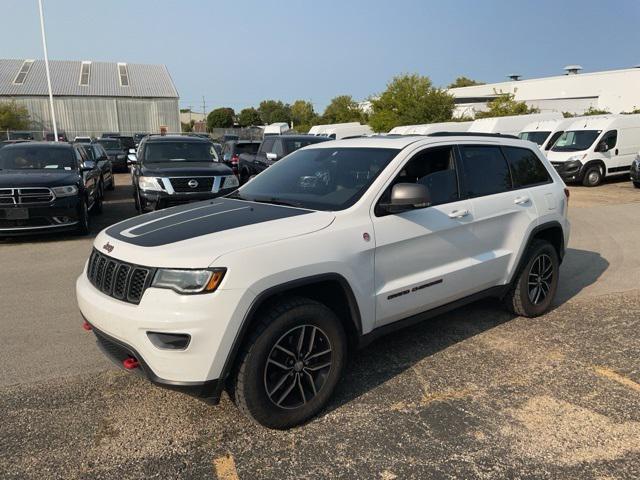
427, 131, 520, 139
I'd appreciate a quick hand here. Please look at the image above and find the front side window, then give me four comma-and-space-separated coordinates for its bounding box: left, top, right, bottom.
518, 131, 551, 146
601, 130, 617, 150
260, 137, 276, 153
378, 145, 459, 211
143, 142, 217, 163
272, 140, 285, 157
0, 147, 76, 170
503, 147, 551, 188
284, 138, 319, 154
551, 130, 601, 152
460, 145, 512, 197
230, 147, 398, 211
544, 131, 564, 151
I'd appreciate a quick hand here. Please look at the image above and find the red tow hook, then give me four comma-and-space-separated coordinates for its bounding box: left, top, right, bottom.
123, 357, 139, 370
82, 320, 92, 331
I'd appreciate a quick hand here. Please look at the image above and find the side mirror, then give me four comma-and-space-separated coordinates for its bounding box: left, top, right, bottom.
81, 160, 96, 171
266, 152, 278, 161
127, 154, 137, 165
595, 141, 608, 152
386, 183, 430, 212
129, 149, 136, 154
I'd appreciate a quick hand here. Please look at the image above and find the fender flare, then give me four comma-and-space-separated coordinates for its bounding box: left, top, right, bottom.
508, 220, 566, 285
218, 273, 362, 382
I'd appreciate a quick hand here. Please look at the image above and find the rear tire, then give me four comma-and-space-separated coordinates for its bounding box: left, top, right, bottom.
504, 239, 559, 317
230, 297, 347, 429
633, 181, 640, 189
582, 165, 603, 187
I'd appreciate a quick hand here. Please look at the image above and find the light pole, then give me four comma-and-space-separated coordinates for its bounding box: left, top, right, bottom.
38, 0, 58, 142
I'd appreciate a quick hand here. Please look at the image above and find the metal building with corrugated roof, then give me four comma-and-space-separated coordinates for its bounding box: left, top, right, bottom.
0, 58, 180, 138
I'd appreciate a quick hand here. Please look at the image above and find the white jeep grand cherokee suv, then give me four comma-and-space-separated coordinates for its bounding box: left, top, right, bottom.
77, 133, 570, 429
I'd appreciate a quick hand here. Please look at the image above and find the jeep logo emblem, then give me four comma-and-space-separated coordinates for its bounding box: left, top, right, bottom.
103, 242, 114, 253
187, 179, 199, 188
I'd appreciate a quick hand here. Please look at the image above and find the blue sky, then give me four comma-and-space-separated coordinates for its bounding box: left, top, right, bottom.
3, 0, 639, 112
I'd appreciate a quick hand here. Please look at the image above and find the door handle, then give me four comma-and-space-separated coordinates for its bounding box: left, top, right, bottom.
615, 148, 619, 155
448, 209, 470, 219
514, 196, 530, 205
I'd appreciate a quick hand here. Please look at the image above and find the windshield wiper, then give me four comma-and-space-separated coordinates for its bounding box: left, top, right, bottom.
250, 196, 304, 208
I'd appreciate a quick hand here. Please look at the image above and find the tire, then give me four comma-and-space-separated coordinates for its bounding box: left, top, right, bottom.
134, 187, 142, 213
76, 199, 90, 235
231, 296, 347, 429
504, 239, 559, 317
106, 174, 115, 191
633, 181, 640, 189
582, 165, 603, 187
93, 186, 103, 214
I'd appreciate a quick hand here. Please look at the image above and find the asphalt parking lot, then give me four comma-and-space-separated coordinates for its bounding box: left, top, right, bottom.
1, 174, 639, 479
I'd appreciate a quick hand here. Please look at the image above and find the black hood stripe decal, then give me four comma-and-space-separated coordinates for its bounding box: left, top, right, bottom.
106, 198, 311, 247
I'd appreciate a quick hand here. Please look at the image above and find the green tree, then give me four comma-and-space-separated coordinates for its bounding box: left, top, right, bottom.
368, 74, 455, 132
474, 94, 539, 119
181, 119, 195, 132
0, 101, 30, 131
448, 76, 485, 88
207, 107, 235, 130
258, 100, 291, 125
322, 95, 364, 124
290, 100, 317, 127
238, 107, 262, 127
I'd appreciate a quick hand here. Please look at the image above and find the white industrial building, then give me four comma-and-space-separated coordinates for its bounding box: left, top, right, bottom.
449, 66, 640, 118
0, 59, 180, 138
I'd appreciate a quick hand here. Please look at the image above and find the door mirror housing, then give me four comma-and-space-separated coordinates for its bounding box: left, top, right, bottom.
127, 154, 137, 165
266, 152, 278, 161
595, 141, 609, 152
382, 183, 431, 213
80, 160, 96, 171
129, 148, 136, 154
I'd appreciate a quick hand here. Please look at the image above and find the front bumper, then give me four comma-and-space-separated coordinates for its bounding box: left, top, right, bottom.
76, 268, 252, 393
0, 196, 81, 235
139, 188, 236, 211
550, 161, 583, 182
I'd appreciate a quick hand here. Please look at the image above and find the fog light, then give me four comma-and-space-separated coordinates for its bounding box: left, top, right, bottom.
147, 332, 191, 350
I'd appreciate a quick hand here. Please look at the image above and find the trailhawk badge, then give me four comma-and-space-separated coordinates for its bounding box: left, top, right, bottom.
102, 242, 114, 253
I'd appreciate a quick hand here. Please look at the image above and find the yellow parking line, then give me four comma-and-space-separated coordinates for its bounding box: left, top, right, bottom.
594, 366, 640, 394
213, 454, 239, 480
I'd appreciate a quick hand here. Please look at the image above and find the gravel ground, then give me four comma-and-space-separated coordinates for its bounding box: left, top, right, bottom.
1, 175, 639, 479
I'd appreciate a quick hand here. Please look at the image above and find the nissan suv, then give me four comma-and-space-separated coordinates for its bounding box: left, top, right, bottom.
77, 134, 570, 428
130, 135, 238, 212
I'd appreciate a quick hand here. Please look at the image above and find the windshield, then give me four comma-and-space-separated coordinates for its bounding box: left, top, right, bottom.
97, 139, 122, 150
518, 131, 551, 146
229, 147, 398, 211
0, 146, 76, 170
551, 130, 601, 152
143, 141, 218, 162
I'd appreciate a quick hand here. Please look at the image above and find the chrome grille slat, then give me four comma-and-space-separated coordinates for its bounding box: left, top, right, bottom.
0, 187, 55, 204
86, 249, 155, 305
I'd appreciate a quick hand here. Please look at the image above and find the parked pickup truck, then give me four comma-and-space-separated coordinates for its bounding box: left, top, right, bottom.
236, 134, 330, 184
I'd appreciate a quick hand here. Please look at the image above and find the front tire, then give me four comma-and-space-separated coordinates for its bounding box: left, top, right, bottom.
504, 240, 559, 317
231, 297, 347, 429
76, 199, 90, 235
633, 181, 640, 189
582, 165, 603, 187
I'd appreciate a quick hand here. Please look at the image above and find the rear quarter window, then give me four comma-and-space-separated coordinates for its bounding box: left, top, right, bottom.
502, 147, 551, 188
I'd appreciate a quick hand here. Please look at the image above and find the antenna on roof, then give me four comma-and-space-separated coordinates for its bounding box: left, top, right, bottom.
564, 65, 583, 75
507, 74, 522, 81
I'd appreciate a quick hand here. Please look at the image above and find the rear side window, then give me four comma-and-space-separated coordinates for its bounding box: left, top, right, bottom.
503, 147, 551, 188
459, 145, 512, 197
235, 143, 259, 155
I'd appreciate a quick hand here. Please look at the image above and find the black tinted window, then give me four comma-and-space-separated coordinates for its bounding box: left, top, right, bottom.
460, 145, 512, 197
143, 142, 217, 163
544, 131, 563, 150
503, 147, 551, 188
602, 130, 617, 150
283, 138, 319, 154
272, 140, 285, 157
0, 146, 76, 170
97, 139, 122, 150
235, 143, 260, 155
260, 137, 275, 153
518, 131, 551, 146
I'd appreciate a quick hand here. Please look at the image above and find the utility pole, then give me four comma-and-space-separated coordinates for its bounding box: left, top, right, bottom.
188, 105, 193, 123
202, 96, 206, 121
38, 0, 58, 142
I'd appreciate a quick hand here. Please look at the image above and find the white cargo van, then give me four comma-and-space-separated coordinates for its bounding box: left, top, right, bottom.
404, 121, 473, 135
469, 113, 563, 136
263, 122, 290, 137
309, 122, 360, 136
518, 118, 576, 152
320, 123, 373, 139
388, 125, 413, 135
546, 114, 640, 186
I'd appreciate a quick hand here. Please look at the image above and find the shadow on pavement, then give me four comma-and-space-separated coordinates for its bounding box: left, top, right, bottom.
555, 247, 609, 304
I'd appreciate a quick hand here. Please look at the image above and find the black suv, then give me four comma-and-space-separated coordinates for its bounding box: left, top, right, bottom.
131, 135, 238, 212
0, 142, 102, 235
77, 142, 115, 192
221, 140, 261, 177
96, 137, 128, 172
237, 134, 330, 184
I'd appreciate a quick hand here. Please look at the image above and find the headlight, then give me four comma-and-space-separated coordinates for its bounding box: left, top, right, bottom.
224, 175, 239, 188
52, 185, 78, 197
151, 268, 226, 294
138, 176, 163, 191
